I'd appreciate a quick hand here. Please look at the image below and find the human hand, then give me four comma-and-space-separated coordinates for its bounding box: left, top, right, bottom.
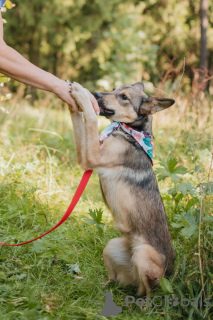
52, 79, 78, 111
53, 79, 100, 114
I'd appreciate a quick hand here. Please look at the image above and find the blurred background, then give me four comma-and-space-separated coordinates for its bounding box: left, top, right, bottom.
1, 0, 212, 101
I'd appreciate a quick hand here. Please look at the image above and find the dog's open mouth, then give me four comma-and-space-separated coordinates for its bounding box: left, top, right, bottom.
94, 95, 115, 116
93, 92, 115, 117
99, 106, 115, 116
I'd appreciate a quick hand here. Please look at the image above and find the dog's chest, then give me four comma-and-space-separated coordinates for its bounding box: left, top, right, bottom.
96, 131, 152, 231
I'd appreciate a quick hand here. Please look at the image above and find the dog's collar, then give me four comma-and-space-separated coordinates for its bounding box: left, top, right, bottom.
99, 121, 153, 165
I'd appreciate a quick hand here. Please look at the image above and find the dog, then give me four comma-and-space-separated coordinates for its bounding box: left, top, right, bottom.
69, 81, 175, 296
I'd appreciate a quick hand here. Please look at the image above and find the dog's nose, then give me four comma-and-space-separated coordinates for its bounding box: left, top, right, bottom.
94, 92, 102, 99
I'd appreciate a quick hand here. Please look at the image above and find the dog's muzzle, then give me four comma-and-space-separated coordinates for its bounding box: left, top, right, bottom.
93, 92, 115, 116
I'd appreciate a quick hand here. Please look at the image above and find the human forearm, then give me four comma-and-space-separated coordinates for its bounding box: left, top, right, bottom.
0, 11, 99, 112
0, 41, 60, 92
0, 9, 59, 90
0, 42, 100, 112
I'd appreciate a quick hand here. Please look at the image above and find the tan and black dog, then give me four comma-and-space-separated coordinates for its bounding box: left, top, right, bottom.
69, 81, 175, 296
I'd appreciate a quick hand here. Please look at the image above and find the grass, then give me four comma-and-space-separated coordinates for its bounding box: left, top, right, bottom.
0, 92, 212, 320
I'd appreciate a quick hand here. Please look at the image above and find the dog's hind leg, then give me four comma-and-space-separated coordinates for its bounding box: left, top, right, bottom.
131, 244, 165, 296
103, 237, 137, 286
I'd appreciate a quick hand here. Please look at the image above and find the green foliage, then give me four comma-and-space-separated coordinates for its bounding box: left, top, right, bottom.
200, 182, 213, 195
2, 0, 213, 93
159, 278, 174, 294
0, 74, 10, 83
0, 2, 14, 103
66, 263, 81, 275
84, 208, 105, 234
155, 154, 212, 245
155, 157, 187, 183
5, 0, 15, 10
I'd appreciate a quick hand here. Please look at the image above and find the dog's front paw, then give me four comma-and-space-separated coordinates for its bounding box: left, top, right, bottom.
70, 81, 85, 94
70, 82, 92, 112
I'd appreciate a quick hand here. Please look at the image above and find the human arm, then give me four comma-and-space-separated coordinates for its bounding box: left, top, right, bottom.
0, 11, 99, 112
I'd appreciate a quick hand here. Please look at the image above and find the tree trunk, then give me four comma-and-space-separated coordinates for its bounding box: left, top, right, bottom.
199, 0, 208, 90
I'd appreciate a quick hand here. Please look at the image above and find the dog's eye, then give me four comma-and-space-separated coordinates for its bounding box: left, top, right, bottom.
121, 94, 128, 100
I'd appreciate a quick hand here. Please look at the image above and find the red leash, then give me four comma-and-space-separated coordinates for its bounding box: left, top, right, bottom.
0, 170, 93, 246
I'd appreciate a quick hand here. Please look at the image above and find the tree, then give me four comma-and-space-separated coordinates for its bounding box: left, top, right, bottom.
199, 0, 208, 90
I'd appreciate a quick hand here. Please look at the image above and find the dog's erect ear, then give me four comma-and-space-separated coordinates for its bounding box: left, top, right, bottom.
140, 96, 175, 115
132, 82, 145, 92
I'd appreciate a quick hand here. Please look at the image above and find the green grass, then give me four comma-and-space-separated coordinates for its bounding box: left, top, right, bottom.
0, 94, 212, 319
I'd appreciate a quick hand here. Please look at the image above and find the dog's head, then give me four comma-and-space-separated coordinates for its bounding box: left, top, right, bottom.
94, 82, 175, 135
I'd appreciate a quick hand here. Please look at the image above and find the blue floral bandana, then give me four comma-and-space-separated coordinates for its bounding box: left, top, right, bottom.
99, 121, 153, 165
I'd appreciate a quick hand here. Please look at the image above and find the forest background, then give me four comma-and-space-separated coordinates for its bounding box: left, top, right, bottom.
1, 0, 213, 97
